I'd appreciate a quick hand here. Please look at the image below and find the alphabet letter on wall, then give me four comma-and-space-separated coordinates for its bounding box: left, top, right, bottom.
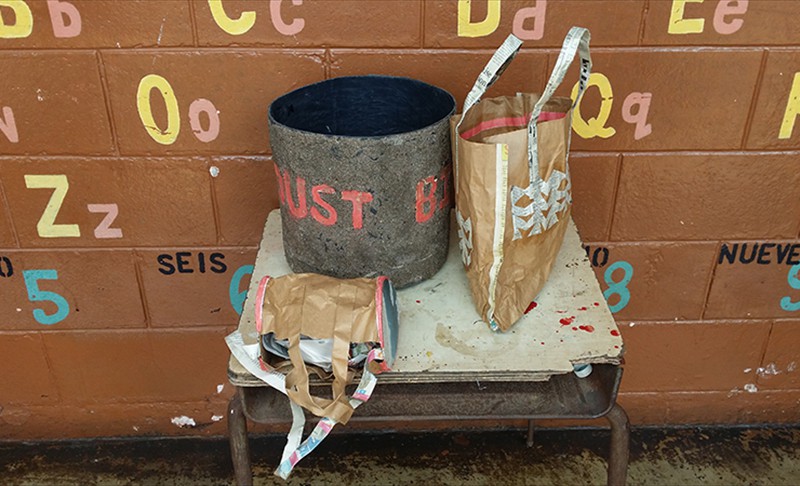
47, 0, 81, 38
668, 0, 705, 34
779, 73, 800, 140
208, 0, 256, 35
0, 0, 33, 38
457, 0, 500, 38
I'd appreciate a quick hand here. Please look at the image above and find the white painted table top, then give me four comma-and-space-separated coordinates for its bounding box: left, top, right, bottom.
230, 210, 623, 383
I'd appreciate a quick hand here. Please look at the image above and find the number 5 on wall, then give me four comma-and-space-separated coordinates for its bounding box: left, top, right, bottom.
23, 269, 70, 325
781, 263, 800, 312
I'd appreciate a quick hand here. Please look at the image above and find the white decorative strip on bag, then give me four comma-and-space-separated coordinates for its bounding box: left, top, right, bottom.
456, 209, 473, 267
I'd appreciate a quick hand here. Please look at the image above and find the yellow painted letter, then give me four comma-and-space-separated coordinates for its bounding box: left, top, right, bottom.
668, 0, 705, 34
571, 73, 616, 139
208, 0, 255, 35
458, 0, 500, 38
0, 0, 33, 38
24, 175, 81, 238
137, 74, 180, 145
779, 72, 800, 140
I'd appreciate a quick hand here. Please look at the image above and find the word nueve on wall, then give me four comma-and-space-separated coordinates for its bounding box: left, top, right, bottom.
275, 165, 451, 230
718, 242, 800, 266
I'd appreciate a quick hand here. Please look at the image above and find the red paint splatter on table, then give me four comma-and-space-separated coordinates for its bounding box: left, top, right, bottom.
540, 342, 545, 345
559, 316, 575, 326
578, 325, 595, 333
593, 302, 600, 306
524, 301, 538, 314
610, 330, 620, 336
556, 310, 567, 314
614, 345, 620, 349
415, 300, 421, 304
572, 327, 578, 331
578, 306, 588, 311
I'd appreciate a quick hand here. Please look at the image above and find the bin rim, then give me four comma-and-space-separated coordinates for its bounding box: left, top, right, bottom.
268, 74, 456, 140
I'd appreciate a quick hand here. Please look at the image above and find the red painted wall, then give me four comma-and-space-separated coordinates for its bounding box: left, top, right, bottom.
1, 0, 799, 439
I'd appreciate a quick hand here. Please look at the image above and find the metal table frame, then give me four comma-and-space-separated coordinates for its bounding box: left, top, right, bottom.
227, 363, 629, 485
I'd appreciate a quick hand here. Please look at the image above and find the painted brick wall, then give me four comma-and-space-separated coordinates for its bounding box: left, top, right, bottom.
0, 0, 799, 439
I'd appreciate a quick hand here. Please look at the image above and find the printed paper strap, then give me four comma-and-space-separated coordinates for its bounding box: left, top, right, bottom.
455, 34, 523, 191
275, 368, 379, 479
527, 27, 591, 184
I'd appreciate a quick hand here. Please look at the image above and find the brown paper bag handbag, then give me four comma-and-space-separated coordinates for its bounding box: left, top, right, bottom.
253, 272, 398, 478
452, 27, 592, 331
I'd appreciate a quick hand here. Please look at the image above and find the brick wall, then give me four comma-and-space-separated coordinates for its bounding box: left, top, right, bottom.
0, 0, 799, 439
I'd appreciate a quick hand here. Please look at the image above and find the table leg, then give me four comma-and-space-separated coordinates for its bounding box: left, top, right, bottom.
526, 420, 535, 448
605, 403, 630, 486
228, 391, 253, 486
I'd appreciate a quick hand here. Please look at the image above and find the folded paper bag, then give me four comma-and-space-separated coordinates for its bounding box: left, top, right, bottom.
246, 272, 400, 478
255, 273, 399, 424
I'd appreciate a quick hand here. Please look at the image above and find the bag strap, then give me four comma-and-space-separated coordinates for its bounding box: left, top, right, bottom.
282, 283, 357, 424
275, 368, 378, 479
526, 27, 591, 184
454, 34, 523, 193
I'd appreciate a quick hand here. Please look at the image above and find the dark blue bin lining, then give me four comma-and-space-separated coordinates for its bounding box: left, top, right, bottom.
270, 76, 456, 138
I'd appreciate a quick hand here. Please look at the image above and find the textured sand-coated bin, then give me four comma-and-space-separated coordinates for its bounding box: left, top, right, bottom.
268, 75, 456, 287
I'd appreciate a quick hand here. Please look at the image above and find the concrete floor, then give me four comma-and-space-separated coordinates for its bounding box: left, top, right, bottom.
2, 426, 799, 485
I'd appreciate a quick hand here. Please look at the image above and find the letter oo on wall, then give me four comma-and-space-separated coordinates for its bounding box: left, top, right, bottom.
137, 74, 221, 145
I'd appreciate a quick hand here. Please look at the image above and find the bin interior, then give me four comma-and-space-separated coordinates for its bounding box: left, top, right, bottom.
270, 76, 455, 138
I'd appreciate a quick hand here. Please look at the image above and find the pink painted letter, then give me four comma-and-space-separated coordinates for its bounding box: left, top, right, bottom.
270, 0, 304, 36
47, 0, 82, 38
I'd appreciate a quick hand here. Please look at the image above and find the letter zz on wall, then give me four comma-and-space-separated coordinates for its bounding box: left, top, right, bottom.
23, 174, 123, 241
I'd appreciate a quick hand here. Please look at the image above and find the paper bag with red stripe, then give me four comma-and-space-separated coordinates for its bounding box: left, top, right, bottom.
451, 27, 592, 331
